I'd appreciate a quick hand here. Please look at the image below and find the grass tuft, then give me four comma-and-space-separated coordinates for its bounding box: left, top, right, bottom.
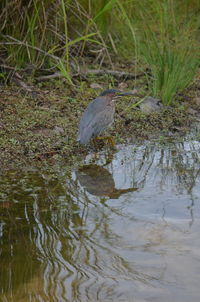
136, 0, 200, 104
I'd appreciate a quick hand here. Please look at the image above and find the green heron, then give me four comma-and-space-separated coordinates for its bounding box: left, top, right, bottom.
77, 89, 133, 145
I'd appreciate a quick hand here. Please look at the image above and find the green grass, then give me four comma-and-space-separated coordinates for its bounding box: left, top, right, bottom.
140, 37, 199, 105
0, 0, 199, 105
136, 0, 200, 105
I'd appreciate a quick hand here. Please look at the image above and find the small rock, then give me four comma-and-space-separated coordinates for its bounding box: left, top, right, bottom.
130, 88, 139, 95
139, 96, 162, 114
53, 126, 64, 135
90, 83, 103, 89
118, 82, 128, 89
187, 108, 198, 115
194, 97, 200, 106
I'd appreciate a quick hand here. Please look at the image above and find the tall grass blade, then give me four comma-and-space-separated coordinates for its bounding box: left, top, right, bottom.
93, 0, 118, 22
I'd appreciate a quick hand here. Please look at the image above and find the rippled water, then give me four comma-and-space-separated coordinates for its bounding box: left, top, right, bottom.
1, 137, 200, 302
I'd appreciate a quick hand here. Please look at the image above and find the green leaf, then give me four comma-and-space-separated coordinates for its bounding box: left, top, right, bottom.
93, 0, 118, 22
68, 33, 97, 46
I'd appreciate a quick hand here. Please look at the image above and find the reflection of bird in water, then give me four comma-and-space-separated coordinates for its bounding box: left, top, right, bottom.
76, 164, 137, 199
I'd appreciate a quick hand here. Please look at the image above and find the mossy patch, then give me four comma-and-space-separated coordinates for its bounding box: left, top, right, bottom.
0, 79, 198, 169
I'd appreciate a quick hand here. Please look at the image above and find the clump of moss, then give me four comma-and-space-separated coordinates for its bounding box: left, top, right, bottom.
114, 103, 192, 142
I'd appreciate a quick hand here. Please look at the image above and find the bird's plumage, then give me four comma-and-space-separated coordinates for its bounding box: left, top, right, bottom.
77, 89, 134, 145
77, 96, 114, 144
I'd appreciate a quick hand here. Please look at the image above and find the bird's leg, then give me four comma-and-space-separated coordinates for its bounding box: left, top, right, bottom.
92, 137, 104, 150
95, 136, 105, 141
104, 136, 116, 148
93, 136, 105, 149
93, 136, 116, 149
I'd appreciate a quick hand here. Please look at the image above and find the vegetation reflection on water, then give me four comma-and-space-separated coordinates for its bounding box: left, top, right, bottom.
1, 138, 200, 302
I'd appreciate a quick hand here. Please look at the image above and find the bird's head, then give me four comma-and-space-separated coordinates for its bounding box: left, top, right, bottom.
100, 89, 134, 99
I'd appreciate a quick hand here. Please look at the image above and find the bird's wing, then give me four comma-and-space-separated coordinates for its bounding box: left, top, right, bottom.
77, 97, 108, 141
78, 107, 114, 144
79, 97, 108, 130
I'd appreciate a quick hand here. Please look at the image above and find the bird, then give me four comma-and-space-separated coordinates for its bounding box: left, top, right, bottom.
77, 89, 133, 145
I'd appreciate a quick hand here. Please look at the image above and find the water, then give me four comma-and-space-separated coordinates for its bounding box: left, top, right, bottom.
1, 137, 200, 302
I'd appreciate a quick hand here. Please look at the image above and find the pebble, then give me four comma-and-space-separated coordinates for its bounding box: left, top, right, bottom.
90, 83, 103, 89
53, 126, 64, 135
139, 96, 163, 113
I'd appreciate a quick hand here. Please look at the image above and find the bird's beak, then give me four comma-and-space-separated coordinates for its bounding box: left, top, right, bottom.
117, 91, 135, 96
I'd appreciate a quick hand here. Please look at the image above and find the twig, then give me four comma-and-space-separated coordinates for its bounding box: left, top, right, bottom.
36, 69, 144, 82
0, 61, 22, 78
82, 69, 144, 79
0, 62, 35, 93
36, 72, 63, 81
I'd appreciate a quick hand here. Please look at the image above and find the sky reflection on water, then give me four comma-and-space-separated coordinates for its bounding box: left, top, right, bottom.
0, 138, 200, 302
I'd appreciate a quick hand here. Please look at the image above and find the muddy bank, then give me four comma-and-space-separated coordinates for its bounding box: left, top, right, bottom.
0, 78, 200, 169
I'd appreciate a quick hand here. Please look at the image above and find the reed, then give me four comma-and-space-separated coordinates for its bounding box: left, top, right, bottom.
136, 0, 199, 104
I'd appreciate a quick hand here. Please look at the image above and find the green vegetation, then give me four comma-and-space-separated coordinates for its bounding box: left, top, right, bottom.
0, 0, 199, 104
137, 0, 199, 104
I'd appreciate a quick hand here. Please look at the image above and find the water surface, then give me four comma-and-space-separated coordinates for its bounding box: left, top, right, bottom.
1, 137, 200, 302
